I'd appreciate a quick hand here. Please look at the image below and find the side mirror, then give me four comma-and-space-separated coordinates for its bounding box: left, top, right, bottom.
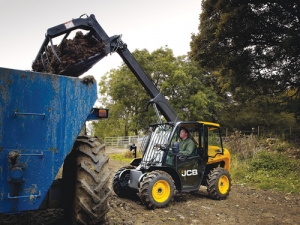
172, 142, 180, 154
129, 144, 137, 158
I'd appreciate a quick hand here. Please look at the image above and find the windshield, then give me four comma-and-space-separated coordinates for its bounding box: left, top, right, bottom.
140, 124, 173, 168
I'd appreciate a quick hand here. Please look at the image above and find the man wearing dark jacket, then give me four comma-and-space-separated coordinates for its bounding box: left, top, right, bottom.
179, 128, 195, 156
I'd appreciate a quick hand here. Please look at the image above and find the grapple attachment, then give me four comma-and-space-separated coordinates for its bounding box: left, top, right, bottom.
32, 14, 125, 77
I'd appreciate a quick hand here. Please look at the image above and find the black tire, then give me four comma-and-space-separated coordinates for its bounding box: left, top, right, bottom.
139, 170, 175, 209
207, 167, 231, 200
63, 136, 111, 225
112, 166, 137, 199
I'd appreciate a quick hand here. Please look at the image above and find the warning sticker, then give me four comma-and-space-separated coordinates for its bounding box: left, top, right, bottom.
64, 21, 75, 29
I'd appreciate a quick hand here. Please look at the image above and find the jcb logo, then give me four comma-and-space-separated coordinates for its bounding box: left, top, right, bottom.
181, 169, 198, 177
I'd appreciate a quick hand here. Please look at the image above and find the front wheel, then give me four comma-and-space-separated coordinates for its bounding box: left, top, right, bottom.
112, 166, 137, 199
207, 167, 231, 200
139, 170, 175, 209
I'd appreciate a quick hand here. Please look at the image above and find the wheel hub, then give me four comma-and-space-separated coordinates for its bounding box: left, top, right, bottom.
152, 180, 170, 203
218, 175, 230, 194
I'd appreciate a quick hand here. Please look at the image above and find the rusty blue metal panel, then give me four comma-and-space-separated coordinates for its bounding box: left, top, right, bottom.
0, 67, 97, 213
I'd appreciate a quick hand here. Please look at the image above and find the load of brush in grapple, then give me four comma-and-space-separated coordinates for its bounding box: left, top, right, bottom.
32, 14, 125, 77
32, 31, 106, 77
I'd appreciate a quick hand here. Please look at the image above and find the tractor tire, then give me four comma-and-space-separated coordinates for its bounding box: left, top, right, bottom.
112, 166, 138, 199
63, 136, 111, 225
139, 170, 175, 209
207, 167, 231, 200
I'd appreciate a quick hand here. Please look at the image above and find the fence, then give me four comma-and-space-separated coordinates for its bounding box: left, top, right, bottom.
104, 135, 144, 147
104, 127, 300, 148
223, 126, 300, 138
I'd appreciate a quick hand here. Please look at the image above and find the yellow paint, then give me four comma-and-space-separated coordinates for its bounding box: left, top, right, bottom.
152, 180, 171, 203
207, 147, 231, 172
198, 121, 220, 127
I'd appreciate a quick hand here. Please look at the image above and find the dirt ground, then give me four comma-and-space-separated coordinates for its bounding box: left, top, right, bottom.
1, 150, 300, 225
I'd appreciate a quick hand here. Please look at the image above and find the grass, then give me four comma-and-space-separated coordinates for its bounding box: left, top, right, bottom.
109, 150, 142, 163
226, 135, 300, 194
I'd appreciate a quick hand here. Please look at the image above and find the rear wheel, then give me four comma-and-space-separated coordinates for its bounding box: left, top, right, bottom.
63, 136, 111, 225
112, 166, 137, 199
139, 170, 175, 209
207, 167, 231, 200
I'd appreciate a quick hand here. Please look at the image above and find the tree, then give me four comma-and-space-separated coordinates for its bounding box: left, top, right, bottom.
93, 47, 221, 137
190, 0, 300, 106
219, 92, 296, 132
97, 64, 151, 136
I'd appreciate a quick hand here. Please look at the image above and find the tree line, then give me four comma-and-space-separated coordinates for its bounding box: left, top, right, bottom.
93, 0, 299, 142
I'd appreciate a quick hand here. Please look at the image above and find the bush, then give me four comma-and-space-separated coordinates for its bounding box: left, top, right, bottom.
250, 151, 286, 170
231, 150, 300, 194
225, 134, 300, 194
223, 132, 263, 160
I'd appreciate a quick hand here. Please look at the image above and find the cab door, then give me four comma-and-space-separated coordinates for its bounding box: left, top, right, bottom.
174, 124, 206, 191
176, 154, 202, 190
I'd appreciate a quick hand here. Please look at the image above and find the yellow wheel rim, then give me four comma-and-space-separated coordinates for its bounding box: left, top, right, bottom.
152, 180, 171, 203
218, 175, 230, 194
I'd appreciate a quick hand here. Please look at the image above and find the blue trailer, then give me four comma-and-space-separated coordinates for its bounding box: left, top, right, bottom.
0, 67, 110, 224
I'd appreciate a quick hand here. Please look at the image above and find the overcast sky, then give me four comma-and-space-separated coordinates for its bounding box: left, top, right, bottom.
0, 0, 201, 82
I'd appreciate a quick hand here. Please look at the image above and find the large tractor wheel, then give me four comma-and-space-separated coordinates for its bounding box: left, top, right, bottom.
112, 166, 137, 199
139, 170, 175, 209
207, 167, 231, 200
63, 136, 111, 225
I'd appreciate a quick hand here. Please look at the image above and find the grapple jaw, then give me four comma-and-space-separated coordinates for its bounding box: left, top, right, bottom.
53, 53, 107, 77
32, 14, 125, 77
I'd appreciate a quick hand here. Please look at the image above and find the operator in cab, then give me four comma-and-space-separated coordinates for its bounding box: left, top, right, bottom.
166, 127, 196, 166
179, 127, 195, 156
